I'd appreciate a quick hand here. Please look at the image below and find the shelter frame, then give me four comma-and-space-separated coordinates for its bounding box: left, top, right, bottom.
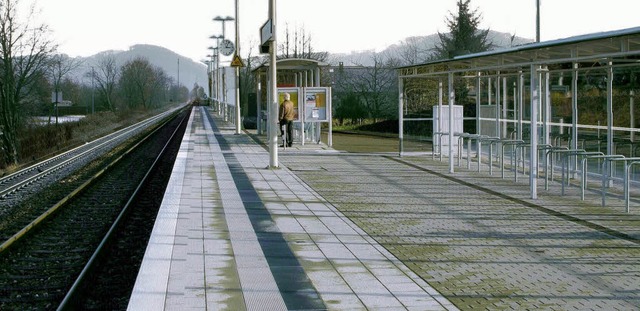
398, 27, 640, 199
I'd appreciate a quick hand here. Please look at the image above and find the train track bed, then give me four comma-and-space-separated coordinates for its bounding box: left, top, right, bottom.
0, 107, 189, 310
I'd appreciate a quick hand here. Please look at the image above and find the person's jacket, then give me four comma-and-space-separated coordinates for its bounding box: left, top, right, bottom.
279, 100, 295, 121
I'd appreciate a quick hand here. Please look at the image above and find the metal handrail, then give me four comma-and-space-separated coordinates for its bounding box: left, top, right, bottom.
602, 157, 640, 212
478, 136, 501, 175
432, 131, 447, 161
500, 139, 524, 179
540, 145, 568, 190
581, 154, 624, 200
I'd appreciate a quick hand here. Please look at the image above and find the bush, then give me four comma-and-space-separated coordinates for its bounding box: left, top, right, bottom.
333, 119, 398, 134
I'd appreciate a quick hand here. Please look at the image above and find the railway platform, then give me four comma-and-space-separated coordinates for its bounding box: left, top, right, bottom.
127, 106, 455, 310
128, 106, 639, 310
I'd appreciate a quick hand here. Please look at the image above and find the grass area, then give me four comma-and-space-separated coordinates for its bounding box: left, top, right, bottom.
332, 119, 398, 135
1, 104, 182, 176
323, 119, 400, 153
322, 132, 399, 153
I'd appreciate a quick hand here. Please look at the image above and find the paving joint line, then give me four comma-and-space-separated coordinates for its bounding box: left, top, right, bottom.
385, 156, 640, 245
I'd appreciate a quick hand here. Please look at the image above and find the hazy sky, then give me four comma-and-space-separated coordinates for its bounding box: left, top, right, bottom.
36, 0, 639, 64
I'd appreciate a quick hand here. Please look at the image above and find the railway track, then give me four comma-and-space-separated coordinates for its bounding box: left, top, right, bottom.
0, 108, 180, 210
0, 106, 190, 310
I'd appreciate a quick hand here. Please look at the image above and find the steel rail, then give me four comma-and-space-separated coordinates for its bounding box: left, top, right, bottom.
57, 108, 189, 310
0, 107, 185, 253
0, 109, 177, 198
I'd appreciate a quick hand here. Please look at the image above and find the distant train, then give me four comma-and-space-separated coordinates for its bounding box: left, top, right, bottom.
189, 97, 207, 106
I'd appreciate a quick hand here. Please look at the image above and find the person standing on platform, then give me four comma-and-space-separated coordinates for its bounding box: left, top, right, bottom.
279, 93, 295, 147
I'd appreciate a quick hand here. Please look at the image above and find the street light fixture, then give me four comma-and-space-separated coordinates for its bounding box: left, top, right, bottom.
213, 16, 234, 39
203, 58, 213, 104
213, 17, 234, 122
208, 45, 219, 113
209, 34, 224, 115
233, 0, 241, 134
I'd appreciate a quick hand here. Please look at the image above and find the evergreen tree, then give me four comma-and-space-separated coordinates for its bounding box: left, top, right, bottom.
434, 0, 492, 59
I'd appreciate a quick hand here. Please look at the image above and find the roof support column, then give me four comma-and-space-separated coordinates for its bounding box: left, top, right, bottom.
438, 79, 443, 161
449, 72, 455, 173
398, 77, 404, 157
496, 72, 501, 137
631, 90, 636, 142
543, 66, 551, 146
571, 64, 578, 148
530, 64, 540, 199
513, 81, 517, 138
502, 76, 508, 138
476, 72, 481, 135
518, 71, 524, 141
607, 60, 614, 158
572, 63, 579, 171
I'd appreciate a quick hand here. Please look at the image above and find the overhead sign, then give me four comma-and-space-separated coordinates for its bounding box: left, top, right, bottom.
260, 19, 273, 45
219, 39, 235, 56
260, 19, 273, 54
230, 54, 245, 67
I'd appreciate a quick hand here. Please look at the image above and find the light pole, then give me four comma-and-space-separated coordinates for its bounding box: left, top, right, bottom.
209, 46, 220, 111
213, 16, 234, 120
233, 0, 241, 134
204, 59, 212, 105
209, 34, 223, 112
268, 0, 278, 168
536, 0, 540, 42
213, 16, 234, 38
91, 66, 95, 114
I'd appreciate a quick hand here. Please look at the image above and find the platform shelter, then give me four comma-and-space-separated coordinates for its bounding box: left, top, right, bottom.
398, 27, 640, 200
253, 58, 332, 146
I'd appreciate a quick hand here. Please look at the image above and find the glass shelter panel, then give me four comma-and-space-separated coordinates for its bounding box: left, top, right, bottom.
401, 77, 443, 153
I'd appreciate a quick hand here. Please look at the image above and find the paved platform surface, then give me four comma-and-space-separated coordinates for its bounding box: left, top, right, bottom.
129, 106, 639, 310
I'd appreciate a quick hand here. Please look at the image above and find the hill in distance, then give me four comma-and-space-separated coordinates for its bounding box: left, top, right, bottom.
72, 44, 208, 91
330, 30, 534, 66
69, 31, 533, 88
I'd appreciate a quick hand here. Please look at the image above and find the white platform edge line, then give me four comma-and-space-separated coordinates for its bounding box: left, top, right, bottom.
127, 108, 194, 310
201, 107, 288, 311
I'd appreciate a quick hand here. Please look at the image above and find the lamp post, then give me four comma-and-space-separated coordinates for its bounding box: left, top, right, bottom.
209, 34, 223, 112
233, 0, 241, 134
213, 16, 234, 120
208, 46, 219, 112
204, 59, 212, 105
213, 16, 234, 38
536, 0, 540, 42
91, 66, 95, 114
268, 0, 278, 168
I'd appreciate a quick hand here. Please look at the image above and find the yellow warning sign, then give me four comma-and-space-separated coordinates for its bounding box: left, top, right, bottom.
230, 54, 244, 67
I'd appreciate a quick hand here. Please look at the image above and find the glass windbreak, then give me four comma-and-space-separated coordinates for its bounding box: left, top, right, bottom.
401, 77, 443, 153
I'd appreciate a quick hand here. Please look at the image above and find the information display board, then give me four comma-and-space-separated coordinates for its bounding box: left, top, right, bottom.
303, 88, 329, 122
277, 88, 301, 120
275, 86, 333, 146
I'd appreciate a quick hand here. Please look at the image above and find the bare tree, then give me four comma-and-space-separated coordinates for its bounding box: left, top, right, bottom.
119, 57, 154, 109
341, 53, 398, 121
47, 53, 83, 124
119, 57, 170, 110
397, 37, 434, 66
89, 53, 119, 112
239, 41, 257, 116
278, 23, 327, 62
0, 0, 55, 165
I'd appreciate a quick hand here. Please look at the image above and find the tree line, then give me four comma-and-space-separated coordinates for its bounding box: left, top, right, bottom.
245, 0, 491, 127
1, 0, 489, 166
0, 0, 196, 167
